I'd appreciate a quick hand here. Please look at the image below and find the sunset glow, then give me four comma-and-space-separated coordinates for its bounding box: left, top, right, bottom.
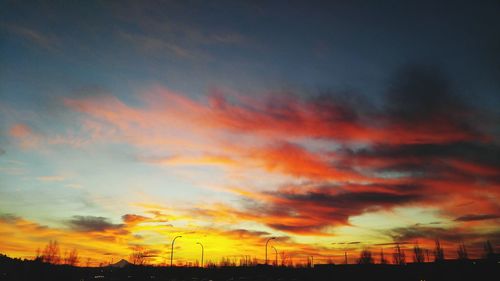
1, 1, 499, 267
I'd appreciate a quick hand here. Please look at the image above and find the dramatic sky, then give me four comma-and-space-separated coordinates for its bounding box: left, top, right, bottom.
1, 0, 500, 266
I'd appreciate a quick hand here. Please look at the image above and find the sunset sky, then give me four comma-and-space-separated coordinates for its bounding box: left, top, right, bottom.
1, 1, 499, 266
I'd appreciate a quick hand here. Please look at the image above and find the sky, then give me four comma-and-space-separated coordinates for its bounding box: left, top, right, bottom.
1, 0, 500, 266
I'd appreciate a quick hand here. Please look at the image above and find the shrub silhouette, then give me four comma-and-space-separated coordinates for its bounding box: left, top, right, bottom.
64, 248, 79, 266
413, 243, 425, 263
484, 240, 495, 259
379, 248, 387, 264
433, 239, 444, 262
41, 240, 61, 264
457, 242, 468, 260
357, 249, 374, 264
392, 244, 406, 265
129, 246, 147, 265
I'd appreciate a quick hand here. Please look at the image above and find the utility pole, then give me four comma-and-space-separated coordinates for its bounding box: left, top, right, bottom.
196, 242, 204, 268
265, 237, 276, 265
170, 235, 182, 267
271, 246, 278, 266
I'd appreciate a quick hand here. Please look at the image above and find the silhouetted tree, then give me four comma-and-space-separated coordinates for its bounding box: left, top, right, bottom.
457, 242, 468, 260
206, 260, 217, 268
434, 239, 444, 262
68, 248, 79, 266
380, 248, 387, 264
129, 246, 147, 265
41, 240, 61, 264
484, 240, 495, 259
413, 243, 425, 263
219, 257, 236, 267
393, 244, 406, 265
306, 256, 313, 268
357, 249, 374, 264
280, 251, 290, 266
239, 255, 252, 267
34, 247, 42, 262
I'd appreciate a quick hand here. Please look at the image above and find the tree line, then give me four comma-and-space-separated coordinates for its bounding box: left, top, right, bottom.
32, 239, 497, 267
356, 239, 496, 265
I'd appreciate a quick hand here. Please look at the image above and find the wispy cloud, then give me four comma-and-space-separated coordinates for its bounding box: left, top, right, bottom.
59, 68, 500, 237
37, 175, 65, 182
1, 23, 59, 50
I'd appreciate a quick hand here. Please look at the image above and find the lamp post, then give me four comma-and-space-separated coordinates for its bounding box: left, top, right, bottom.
271, 246, 278, 266
170, 235, 182, 267
265, 237, 276, 265
196, 242, 204, 268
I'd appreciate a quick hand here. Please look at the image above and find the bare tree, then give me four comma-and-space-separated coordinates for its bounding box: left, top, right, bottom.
393, 244, 406, 265
65, 248, 79, 266
434, 239, 444, 262
380, 248, 387, 264
41, 240, 61, 264
484, 240, 494, 259
239, 255, 252, 267
219, 257, 236, 267
425, 249, 430, 262
413, 243, 425, 263
326, 256, 335, 265
280, 251, 289, 266
357, 249, 374, 264
34, 247, 42, 262
457, 242, 468, 260
129, 246, 147, 265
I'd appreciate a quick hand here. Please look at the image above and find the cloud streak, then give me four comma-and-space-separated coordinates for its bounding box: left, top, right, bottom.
56, 66, 500, 237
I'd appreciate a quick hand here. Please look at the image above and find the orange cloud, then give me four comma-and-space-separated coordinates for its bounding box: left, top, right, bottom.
50, 83, 500, 258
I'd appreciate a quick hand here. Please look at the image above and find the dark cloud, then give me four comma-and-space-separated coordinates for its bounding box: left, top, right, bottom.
190, 65, 500, 237
225, 229, 269, 238
348, 142, 500, 169
455, 214, 500, 222
0, 213, 20, 223
67, 215, 124, 232
383, 65, 491, 140
387, 225, 500, 244
386, 66, 462, 121
266, 223, 325, 234
373, 241, 412, 246
279, 191, 421, 209
122, 214, 150, 224
242, 187, 422, 234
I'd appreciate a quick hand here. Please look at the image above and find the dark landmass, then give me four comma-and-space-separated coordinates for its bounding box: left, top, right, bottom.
1, 254, 499, 281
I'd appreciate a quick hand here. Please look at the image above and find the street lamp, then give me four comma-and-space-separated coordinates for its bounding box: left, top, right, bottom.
170, 235, 182, 267
271, 246, 278, 266
265, 237, 276, 265
196, 242, 204, 268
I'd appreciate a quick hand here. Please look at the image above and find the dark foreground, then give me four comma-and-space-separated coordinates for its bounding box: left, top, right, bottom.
1, 257, 499, 281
